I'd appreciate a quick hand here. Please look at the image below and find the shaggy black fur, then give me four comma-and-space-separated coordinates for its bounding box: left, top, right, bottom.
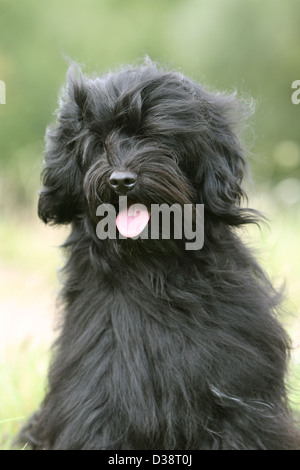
19, 60, 300, 450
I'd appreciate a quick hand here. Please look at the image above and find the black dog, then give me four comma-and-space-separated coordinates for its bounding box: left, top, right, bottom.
19, 61, 299, 449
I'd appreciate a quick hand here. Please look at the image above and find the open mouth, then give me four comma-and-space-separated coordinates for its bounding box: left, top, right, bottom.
116, 202, 150, 238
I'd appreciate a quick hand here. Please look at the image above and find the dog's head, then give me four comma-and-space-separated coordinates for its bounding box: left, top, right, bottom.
38, 61, 256, 252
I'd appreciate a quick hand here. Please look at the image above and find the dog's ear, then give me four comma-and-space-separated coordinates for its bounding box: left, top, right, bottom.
195, 92, 257, 226
38, 65, 88, 225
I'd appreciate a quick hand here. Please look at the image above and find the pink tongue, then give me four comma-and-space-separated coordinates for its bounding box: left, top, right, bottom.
116, 204, 150, 238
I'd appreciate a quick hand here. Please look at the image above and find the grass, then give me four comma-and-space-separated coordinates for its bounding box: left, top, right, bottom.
0, 209, 66, 449
0, 343, 49, 450
0, 194, 299, 449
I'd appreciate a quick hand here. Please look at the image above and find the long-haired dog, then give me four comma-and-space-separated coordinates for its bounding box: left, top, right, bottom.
19, 61, 300, 449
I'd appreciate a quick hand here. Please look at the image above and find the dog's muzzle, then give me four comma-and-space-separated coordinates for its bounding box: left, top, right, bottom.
107, 170, 151, 238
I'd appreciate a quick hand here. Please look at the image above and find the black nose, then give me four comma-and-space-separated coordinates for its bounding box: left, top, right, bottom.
109, 170, 137, 194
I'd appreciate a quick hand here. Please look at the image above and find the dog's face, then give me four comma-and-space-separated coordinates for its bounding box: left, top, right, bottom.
38, 62, 254, 254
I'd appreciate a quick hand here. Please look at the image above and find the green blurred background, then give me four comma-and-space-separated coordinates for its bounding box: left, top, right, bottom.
0, 0, 299, 448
